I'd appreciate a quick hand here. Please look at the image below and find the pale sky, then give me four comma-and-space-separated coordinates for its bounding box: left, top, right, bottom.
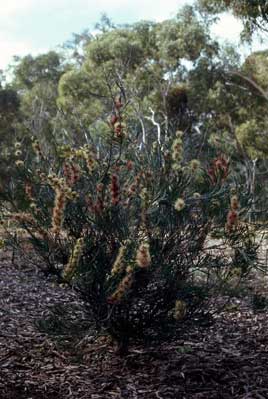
0, 0, 266, 71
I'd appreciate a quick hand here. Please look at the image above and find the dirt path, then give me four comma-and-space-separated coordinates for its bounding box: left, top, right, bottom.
1, 249, 268, 398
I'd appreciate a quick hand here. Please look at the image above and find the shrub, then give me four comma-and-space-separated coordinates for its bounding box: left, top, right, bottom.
0, 103, 259, 354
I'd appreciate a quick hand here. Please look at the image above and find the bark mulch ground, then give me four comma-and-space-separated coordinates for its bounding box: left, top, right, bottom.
1, 249, 268, 399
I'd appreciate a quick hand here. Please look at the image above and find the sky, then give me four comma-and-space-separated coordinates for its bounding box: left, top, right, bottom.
0, 0, 267, 71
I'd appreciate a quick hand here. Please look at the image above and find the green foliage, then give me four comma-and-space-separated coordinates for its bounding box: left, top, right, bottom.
197, 0, 268, 39
1, 95, 259, 353
56, 5, 215, 141
0, 6, 267, 353
236, 119, 268, 159
12, 51, 64, 90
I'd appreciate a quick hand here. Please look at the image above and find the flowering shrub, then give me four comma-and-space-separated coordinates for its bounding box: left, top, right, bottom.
0, 103, 259, 353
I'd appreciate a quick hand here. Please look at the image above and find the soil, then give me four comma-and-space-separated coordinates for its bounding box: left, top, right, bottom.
1, 249, 268, 399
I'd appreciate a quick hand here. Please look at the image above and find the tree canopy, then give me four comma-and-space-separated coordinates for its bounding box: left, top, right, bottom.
197, 0, 268, 39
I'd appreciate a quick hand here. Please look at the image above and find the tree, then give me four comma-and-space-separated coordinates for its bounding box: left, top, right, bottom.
55, 6, 226, 168
7, 51, 68, 150
197, 0, 268, 38
12, 51, 64, 91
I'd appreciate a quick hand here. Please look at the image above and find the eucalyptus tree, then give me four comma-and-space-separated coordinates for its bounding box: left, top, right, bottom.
57, 6, 217, 149
197, 0, 268, 38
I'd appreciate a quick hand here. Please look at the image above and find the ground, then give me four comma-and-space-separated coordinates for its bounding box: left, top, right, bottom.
1, 249, 268, 399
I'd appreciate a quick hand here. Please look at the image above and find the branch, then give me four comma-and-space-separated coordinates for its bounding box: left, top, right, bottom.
139, 117, 146, 145
145, 107, 161, 144
229, 70, 268, 101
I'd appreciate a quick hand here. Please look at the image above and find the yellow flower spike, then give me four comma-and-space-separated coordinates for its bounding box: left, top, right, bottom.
171, 137, 183, 163
15, 150, 22, 157
111, 245, 127, 276
230, 187, 237, 195
175, 130, 184, 138
190, 159, 200, 172
173, 300, 187, 320
152, 141, 158, 151
230, 195, 239, 211
126, 265, 133, 274
15, 160, 24, 167
140, 188, 149, 207
136, 242, 151, 268
63, 237, 85, 282
75, 149, 84, 158
108, 267, 134, 304
52, 189, 66, 235
172, 164, 182, 172
174, 198, 185, 212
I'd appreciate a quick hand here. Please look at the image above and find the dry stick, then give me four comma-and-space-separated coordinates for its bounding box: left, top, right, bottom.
139, 116, 146, 145
145, 108, 161, 145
